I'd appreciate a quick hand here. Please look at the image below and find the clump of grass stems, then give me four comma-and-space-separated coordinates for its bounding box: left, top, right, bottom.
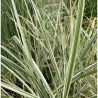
1, 0, 97, 98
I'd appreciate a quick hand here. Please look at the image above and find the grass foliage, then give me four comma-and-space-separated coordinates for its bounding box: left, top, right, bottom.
1, 0, 97, 98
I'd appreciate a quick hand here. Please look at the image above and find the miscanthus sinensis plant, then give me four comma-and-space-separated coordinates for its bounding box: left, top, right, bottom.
1, 0, 97, 98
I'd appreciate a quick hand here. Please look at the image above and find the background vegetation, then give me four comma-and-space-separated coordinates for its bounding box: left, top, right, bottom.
1, 0, 97, 98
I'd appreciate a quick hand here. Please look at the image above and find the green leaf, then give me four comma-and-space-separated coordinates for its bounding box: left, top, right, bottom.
1, 62, 35, 95
63, 0, 85, 97
1, 82, 39, 98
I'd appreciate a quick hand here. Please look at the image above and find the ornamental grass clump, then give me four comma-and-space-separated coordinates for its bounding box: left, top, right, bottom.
1, 0, 97, 98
